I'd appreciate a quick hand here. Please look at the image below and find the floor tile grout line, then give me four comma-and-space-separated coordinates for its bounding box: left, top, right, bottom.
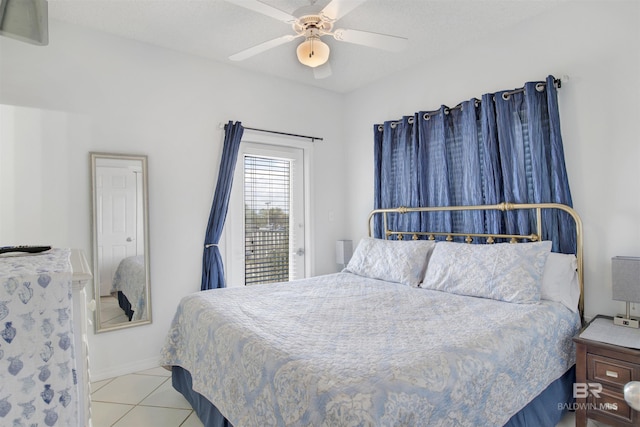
136, 376, 172, 405
137, 403, 193, 410
94, 401, 194, 427
178, 410, 196, 427
91, 377, 116, 394
136, 377, 191, 410
90, 376, 168, 409
133, 372, 172, 377
110, 404, 136, 427
91, 368, 201, 427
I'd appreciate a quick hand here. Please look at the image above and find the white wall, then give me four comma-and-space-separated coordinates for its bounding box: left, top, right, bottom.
0, 19, 348, 379
343, 1, 640, 320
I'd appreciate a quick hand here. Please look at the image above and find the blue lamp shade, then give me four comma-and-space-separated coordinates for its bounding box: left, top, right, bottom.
612, 256, 640, 303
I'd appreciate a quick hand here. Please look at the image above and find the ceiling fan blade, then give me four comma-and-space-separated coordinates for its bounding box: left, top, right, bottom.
321, 0, 368, 22
332, 28, 408, 52
313, 62, 332, 80
224, 0, 297, 23
229, 34, 299, 61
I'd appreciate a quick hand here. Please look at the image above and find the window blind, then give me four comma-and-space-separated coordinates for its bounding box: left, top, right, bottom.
244, 155, 291, 285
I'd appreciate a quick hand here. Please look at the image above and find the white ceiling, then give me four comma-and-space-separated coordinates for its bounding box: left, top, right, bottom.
48, 0, 563, 93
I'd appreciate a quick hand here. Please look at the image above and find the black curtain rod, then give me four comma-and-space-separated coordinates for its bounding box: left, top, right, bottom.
224, 123, 323, 142
378, 77, 568, 129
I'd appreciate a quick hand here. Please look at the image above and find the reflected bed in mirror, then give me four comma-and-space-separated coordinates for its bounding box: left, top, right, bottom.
91, 152, 151, 333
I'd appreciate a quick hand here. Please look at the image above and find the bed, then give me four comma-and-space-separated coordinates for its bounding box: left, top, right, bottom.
111, 254, 147, 321
160, 203, 584, 426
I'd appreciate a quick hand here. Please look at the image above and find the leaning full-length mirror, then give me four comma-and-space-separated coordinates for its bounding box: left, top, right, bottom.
91, 152, 151, 332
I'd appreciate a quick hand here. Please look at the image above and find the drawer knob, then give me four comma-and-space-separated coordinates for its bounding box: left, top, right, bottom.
606, 370, 619, 378
624, 381, 640, 411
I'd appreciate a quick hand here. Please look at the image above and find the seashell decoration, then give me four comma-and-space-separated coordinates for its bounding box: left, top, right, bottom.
2, 322, 16, 343
38, 365, 51, 382
43, 407, 58, 426
55, 309, 68, 327
17, 283, 33, 305
37, 275, 51, 289
4, 278, 19, 295
0, 301, 9, 321
19, 375, 35, 394
40, 385, 53, 404
0, 395, 12, 417
40, 319, 54, 339
57, 333, 70, 351
18, 398, 36, 420
8, 355, 24, 376
40, 341, 53, 363
58, 388, 71, 408
19, 312, 35, 331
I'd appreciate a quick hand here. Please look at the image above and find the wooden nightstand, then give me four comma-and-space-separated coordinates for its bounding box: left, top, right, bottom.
574, 315, 640, 426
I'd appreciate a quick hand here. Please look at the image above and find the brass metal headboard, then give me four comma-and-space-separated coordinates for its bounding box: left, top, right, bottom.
367, 202, 584, 320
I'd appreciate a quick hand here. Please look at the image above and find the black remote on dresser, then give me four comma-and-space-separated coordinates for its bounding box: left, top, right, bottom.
0, 245, 52, 255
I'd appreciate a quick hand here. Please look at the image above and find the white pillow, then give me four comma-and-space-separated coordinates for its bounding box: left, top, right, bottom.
421, 241, 552, 303
344, 237, 436, 287
541, 252, 580, 312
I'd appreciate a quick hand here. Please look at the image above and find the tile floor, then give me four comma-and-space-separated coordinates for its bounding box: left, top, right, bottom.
90, 367, 203, 427
91, 367, 607, 427
557, 412, 608, 427
99, 295, 130, 327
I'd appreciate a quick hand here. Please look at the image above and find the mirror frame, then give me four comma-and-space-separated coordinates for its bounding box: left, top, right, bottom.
90, 152, 151, 333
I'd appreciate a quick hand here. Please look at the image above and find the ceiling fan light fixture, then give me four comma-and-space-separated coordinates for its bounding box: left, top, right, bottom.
296, 37, 330, 68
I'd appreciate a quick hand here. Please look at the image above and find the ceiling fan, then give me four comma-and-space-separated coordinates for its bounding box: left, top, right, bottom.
225, 0, 408, 79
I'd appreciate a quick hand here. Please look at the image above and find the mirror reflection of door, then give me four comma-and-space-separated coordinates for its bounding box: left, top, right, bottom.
96, 164, 140, 297
91, 153, 151, 333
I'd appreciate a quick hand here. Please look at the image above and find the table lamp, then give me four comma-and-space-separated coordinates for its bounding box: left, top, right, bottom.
612, 256, 640, 328
336, 240, 353, 269
0, 0, 48, 46
625, 381, 640, 411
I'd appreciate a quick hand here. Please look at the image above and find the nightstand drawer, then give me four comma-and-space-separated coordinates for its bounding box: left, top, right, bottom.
574, 315, 640, 427
588, 354, 634, 387
587, 388, 633, 424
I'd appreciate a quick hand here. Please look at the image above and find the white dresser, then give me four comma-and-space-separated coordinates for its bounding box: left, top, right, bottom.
71, 249, 93, 427
0, 248, 90, 426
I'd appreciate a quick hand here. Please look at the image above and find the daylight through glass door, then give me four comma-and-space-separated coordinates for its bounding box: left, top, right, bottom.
244, 155, 291, 285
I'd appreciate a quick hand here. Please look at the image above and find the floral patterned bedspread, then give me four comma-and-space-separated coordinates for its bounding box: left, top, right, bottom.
160, 272, 580, 426
0, 249, 77, 426
111, 255, 146, 321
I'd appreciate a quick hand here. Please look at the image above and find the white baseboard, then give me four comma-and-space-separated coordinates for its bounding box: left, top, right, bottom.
89, 356, 163, 382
